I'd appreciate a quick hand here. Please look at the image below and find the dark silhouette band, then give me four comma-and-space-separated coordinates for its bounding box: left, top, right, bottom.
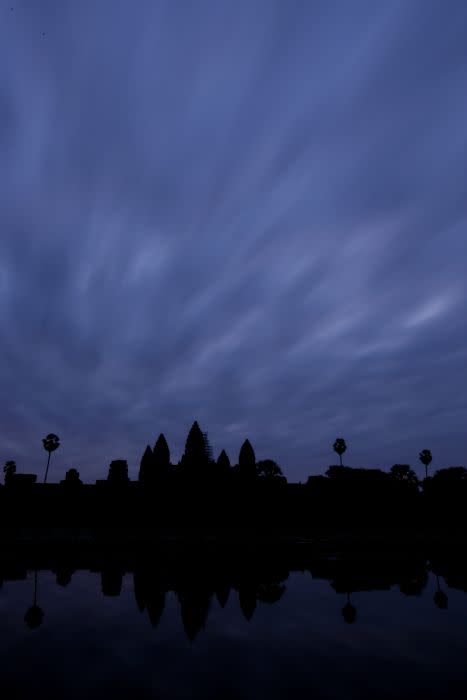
1, 423, 463, 529
2, 543, 460, 637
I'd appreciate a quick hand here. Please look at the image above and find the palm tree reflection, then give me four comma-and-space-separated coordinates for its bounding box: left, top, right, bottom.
24, 571, 44, 629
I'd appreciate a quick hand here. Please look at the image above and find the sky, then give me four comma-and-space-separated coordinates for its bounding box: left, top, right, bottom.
1, 0, 466, 483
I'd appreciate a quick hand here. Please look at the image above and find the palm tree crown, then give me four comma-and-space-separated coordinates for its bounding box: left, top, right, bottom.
333, 438, 347, 467
419, 449, 432, 479
42, 433, 60, 483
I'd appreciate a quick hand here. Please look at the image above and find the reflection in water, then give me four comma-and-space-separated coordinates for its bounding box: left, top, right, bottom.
24, 571, 44, 629
342, 593, 357, 624
434, 575, 449, 609
3, 545, 463, 639
101, 569, 124, 597
54, 568, 75, 587
1, 545, 467, 700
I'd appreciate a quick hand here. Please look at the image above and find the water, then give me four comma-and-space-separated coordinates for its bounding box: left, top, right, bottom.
1, 561, 467, 699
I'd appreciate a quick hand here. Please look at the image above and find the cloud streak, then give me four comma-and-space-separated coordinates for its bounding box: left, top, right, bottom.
1, 0, 466, 481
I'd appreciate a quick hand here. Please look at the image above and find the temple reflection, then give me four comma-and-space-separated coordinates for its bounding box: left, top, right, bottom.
3, 545, 464, 639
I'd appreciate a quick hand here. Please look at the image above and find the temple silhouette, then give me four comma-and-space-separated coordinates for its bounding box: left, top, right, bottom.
1, 422, 466, 531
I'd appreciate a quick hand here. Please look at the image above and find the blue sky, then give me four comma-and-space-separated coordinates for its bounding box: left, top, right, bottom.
1, 0, 466, 482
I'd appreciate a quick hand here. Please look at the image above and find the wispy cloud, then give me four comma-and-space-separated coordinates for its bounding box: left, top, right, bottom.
1, 0, 466, 481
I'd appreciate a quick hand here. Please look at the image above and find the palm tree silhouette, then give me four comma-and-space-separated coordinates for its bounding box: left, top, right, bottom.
333, 438, 347, 467
419, 449, 432, 479
42, 433, 60, 483
24, 571, 44, 629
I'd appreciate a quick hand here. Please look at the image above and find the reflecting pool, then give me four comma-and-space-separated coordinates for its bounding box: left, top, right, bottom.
1, 548, 467, 699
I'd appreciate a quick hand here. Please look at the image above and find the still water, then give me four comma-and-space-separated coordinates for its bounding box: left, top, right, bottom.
1, 561, 467, 699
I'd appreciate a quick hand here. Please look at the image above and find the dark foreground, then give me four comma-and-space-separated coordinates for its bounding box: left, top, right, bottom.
1, 529, 467, 699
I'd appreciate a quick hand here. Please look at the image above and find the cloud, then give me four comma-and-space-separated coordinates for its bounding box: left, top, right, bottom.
1, 0, 466, 481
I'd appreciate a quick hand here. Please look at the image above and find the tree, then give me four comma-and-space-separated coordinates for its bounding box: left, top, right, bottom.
238, 439, 256, 479
256, 459, 285, 481
24, 604, 43, 629
107, 460, 129, 483
138, 445, 154, 483
42, 433, 60, 483
432, 466, 467, 483
333, 438, 347, 467
390, 464, 419, 486
419, 449, 432, 479
64, 468, 82, 484
3, 460, 16, 485
326, 465, 348, 479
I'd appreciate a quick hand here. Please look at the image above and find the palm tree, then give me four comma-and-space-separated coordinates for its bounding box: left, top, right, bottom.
390, 464, 419, 486
42, 433, 60, 483
419, 449, 432, 479
333, 438, 347, 467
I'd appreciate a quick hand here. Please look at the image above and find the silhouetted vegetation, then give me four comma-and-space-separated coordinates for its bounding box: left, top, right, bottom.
419, 449, 432, 479
42, 433, 60, 484
333, 438, 347, 467
390, 464, 418, 485
24, 571, 43, 630
256, 459, 285, 482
